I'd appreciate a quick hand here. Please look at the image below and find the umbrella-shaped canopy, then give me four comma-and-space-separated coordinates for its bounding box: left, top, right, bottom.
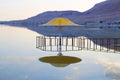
38, 17, 80, 36
41, 17, 79, 26
39, 55, 81, 67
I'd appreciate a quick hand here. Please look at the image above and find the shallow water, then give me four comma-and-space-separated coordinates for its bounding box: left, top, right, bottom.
0, 25, 120, 80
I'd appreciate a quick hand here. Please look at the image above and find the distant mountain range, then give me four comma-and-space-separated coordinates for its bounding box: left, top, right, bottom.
0, 0, 120, 25
84, 0, 120, 15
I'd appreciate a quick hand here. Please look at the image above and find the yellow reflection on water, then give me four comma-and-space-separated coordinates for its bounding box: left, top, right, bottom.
39, 54, 81, 67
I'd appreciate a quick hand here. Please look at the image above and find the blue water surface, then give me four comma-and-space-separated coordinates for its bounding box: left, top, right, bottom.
0, 25, 120, 80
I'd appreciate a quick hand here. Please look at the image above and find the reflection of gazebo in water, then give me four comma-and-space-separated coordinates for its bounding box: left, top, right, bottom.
37, 17, 81, 67
37, 17, 120, 67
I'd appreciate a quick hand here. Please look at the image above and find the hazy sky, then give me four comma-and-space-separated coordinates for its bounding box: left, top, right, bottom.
0, 0, 106, 21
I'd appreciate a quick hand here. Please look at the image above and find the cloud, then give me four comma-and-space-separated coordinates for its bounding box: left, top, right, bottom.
0, 56, 37, 65
97, 57, 120, 80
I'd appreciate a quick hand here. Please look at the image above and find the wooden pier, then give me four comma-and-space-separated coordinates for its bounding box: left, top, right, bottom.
36, 36, 120, 53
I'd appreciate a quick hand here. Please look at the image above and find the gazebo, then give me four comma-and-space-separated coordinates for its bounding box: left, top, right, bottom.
37, 18, 120, 53
39, 17, 79, 55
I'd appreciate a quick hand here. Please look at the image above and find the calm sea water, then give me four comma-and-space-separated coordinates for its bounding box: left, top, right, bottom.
0, 25, 120, 80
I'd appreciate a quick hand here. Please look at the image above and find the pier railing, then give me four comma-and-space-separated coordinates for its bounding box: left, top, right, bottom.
36, 36, 120, 53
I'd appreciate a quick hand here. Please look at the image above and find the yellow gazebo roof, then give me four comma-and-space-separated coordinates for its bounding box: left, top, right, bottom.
42, 17, 79, 26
